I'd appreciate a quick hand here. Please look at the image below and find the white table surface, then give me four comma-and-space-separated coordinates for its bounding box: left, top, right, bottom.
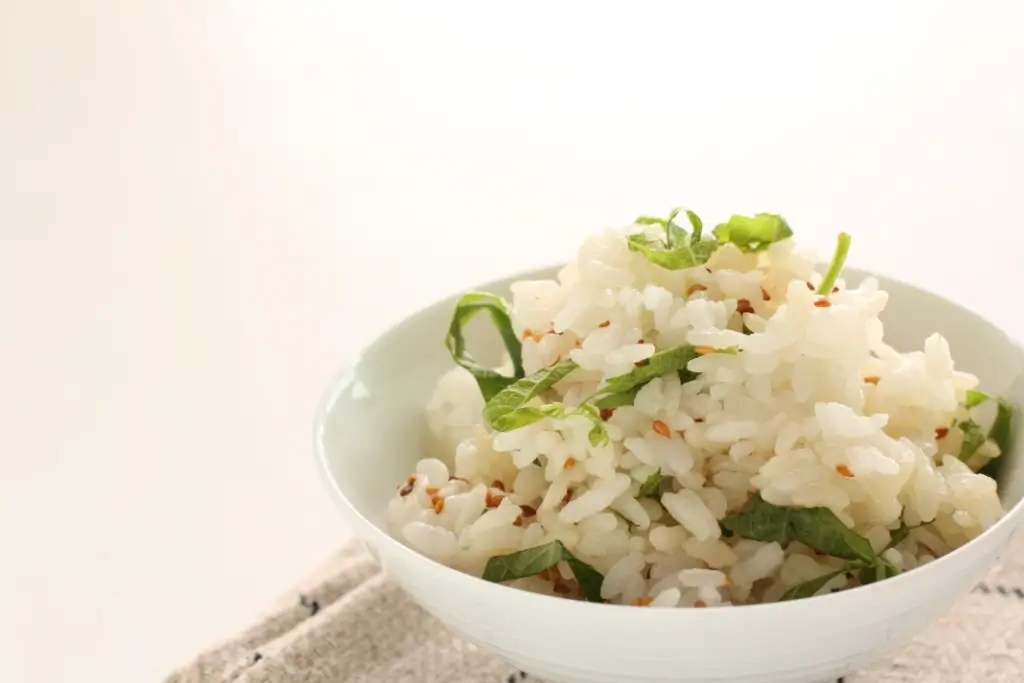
2, 3, 1022, 681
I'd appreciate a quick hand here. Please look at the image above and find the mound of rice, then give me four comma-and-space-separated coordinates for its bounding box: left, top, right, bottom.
386, 210, 1008, 607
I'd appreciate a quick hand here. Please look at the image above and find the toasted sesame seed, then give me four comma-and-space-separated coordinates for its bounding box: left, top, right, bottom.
693, 600, 707, 608
761, 286, 771, 301
407, 474, 417, 483
736, 298, 754, 315
694, 345, 716, 355
631, 596, 654, 607
564, 457, 577, 470
652, 420, 671, 438
425, 486, 439, 495
600, 408, 614, 421
864, 376, 880, 385
936, 427, 950, 439
598, 320, 610, 328
832, 286, 840, 293
836, 464, 854, 478
694, 417, 705, 423
687, 284, 708, 296
814, 299, 832, 308
634, 359, 649, 367
806, 281, 815, 290
399, 483, 414, 497
432, 497, 445, 513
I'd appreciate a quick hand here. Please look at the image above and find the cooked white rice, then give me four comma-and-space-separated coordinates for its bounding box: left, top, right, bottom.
387, 215, 1006, 607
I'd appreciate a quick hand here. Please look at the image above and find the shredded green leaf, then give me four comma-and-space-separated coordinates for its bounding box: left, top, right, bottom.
720, 493, 875, 564
958, 419, 987, 461
858, 558, 898, 586
596, 344, 700, 400
887, 521, 911, 549
685, 210, 703, 242
780, 569, 847, 601
712, 213, 794, 253
483, 360, 608, 445
638, 471, 663, 498
626, 233, 718, 271
484, 360, 578, 429
965, 389, 991, 409
816, 232, 852, 295
481, 540, 604, 602
445, 292, 524, 401
990, 399, 1014, 455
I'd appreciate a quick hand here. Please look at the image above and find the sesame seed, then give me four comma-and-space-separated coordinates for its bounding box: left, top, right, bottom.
693, 600, 707, 608
631, 596, 654, 607
836, 464, 854, 478
761, 286, 771, 301
486, 491, 505, 508
652, 420, 671, 438
600, 408, 614, 421
432, 497, 445, 513
814, 299, 832, 308
832, 286, 840, 293
407, 474, 417, 483
864, 376, 880, 385
806, 281, 815, 290
936, 427, 949, 439
736, 298, 754, 315
564, 457, 577, 470
598, 320, 610, 328
694, 345, 716, 355
399, 483, 414, 497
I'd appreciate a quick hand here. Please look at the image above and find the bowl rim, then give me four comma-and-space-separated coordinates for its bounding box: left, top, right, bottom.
313, 262, 1024, 616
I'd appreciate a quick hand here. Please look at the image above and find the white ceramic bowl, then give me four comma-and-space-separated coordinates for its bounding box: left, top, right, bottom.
314, 266, 1024, 683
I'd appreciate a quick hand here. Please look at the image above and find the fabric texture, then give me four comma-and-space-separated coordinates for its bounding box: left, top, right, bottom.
166, 535, 1024, 683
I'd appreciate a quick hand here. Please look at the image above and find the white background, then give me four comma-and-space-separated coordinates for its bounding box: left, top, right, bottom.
2, 3, 1023, 682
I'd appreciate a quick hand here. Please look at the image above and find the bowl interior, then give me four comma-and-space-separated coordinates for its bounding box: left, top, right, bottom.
317, 266, 1024, 535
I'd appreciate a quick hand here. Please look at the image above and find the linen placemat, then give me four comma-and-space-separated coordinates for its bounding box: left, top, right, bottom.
165, 535, 1024, 683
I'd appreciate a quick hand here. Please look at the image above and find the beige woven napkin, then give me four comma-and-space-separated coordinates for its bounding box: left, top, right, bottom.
166, 536, 1024, 683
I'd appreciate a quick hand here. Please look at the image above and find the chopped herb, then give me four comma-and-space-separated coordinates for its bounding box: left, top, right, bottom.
638, 471, 663, 498
484, 360, 578, 429
712, 213, 794, 253
965, 389, 990, 409
481, 541, 604, 602
594, 344, 700, 402
990, 399, 1014, 456
858, 558, 898, 586
958, 419, 986, 461
483, 360, 608, 445
816, 232, 852, 296
626, 233, 719, 271
445, 292, 524, 401
685, 210, 703, 242
720, 493, 875, 564
594, 386, 642, 410
780, 569, 846, 601
887, 521, 911, 549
